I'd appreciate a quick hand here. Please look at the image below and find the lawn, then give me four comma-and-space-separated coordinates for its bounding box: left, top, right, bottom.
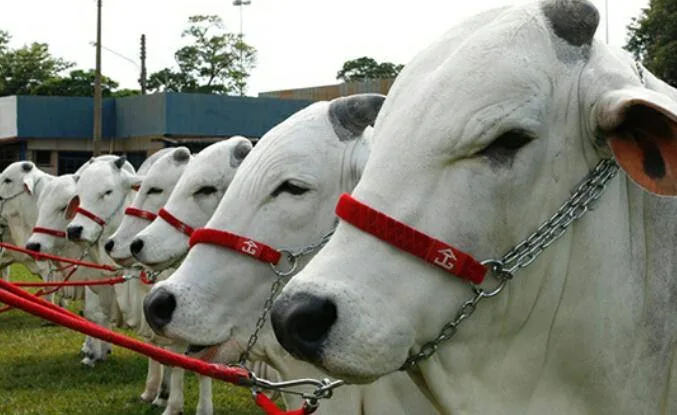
0, 265, 261, 415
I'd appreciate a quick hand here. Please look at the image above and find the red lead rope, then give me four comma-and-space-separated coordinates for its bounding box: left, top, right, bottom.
335, 193, 487, 284
0, 279, 315, 414
0, 242, 117, 272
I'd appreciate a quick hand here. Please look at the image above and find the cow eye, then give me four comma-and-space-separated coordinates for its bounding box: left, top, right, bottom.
59, 205, 67, 212
3, 178, 11, 184
104, 189, 113, 196
272, 181, 310, 197
479, 129, 533, 158
147, 187, 163, 195
194, 186, 217, 196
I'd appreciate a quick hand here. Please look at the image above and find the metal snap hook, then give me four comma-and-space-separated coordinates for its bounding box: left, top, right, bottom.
270, 250, 297, 277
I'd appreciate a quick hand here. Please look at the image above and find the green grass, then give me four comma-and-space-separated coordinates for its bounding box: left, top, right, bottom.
0, 265, 261, 415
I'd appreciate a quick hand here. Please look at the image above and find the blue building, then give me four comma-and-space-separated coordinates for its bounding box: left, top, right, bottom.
0, 92, 313, 174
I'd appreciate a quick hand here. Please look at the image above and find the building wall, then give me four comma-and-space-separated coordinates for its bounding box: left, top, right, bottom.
0, 96, 18, 140
258, 78, 396, 101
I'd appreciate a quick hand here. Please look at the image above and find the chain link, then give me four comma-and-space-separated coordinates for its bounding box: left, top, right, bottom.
400, 159, 619, 370
238, 225, 337, 365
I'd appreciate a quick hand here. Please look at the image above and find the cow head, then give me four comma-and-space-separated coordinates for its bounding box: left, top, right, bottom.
105, 147, 192, 267
131, 137, 252, 270
0, 161, 48, 219
268, 0, 677, 385
25, 174, 78, 253
67, 156, 139, 244
142, 95, 384, 361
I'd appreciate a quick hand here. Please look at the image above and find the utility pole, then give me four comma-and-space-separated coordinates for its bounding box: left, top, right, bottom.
93, 0, 103, 156
140, 34, 147, 95
233, 0, 251, 96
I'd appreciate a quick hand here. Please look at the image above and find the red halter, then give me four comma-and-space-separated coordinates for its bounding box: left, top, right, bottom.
75, 207, 106, 227
158, 208, 195, 237
32, 226, 67, 239
125, 207, 157, 222
190, 228, 282, 265
335, 193, 487, 285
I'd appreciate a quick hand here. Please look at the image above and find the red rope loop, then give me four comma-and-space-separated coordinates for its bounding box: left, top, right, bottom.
32, 226, 67, 239
12, 276, 127, 287
125, 207, 157, 221
189, 228, 282, 264
75, 207, 106, 226
158, 208, 194, 236
335, 193, 488, 284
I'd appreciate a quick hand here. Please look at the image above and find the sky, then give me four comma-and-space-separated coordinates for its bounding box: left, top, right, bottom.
0, 0, 650, 96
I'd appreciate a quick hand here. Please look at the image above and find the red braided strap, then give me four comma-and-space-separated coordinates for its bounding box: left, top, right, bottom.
32, 226, 67, 239
158, 208, 194, 236
255, 392, 316, 415
125, 207, 157, 221
190, 228, 282, 265
75, 207, 106, 226
335, 193, 487, 284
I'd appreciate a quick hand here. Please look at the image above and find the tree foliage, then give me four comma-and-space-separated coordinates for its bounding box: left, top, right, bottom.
336, 57, 404, 82
0, 30, 131, 97
32, 69, 120, 97
625, 0, 677, 87
148, 15, 257, 95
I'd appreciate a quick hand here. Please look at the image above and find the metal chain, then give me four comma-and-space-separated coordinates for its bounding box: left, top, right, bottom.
400, 158, 619, 370
238, 224, 337, 365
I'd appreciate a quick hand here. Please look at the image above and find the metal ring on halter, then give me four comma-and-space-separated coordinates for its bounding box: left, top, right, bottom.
474, 259, 512, 298
270, 250, 297, 277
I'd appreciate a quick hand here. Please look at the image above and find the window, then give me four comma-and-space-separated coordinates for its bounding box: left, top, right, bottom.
34, 150, 52, 166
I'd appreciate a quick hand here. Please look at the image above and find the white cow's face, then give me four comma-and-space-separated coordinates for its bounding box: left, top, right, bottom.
105, 148, 192, 267
270, 0, 677, 383
0, 161, 41, 217
67, 156, 140, 244
132, 137, 252, 270
142, 97, 382, 359
26, 175, 77, 253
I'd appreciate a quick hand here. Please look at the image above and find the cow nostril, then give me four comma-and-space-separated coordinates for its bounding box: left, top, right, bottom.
25, 242, 41, 253
271, 293, 337, 362
67, 226, 83, 241
104, 239, 114, 253
130, 239, 144, 255
143, 288, 176, 333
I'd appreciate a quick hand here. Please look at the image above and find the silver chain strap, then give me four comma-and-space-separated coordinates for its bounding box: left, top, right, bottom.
400, 158, 619, 370
238, 225, 337, 365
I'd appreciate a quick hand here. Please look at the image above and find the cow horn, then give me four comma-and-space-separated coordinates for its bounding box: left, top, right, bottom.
329, 93, 386, 141
231, 140, 252, 166
113, 155, 127, 170
21, 162, 33, 172
542, 0, 599, 47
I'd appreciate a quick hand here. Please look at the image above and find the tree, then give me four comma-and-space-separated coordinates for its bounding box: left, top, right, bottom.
626, 0, 677, 87
32, 69, 120, 97
336, 57, 404, 83
0, 36, 74, 96
148, 15, 257, 95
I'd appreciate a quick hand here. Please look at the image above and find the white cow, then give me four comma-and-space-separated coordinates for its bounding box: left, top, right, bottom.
142, 95, 437, 414
105, 146, 208, 415
268, 1, 677, 414
131, 138, 283, 413
0, 161, 53, 282
130, 138, 253, 269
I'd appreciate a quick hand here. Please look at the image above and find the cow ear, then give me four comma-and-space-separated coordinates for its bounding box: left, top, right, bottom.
596, 87, 677, 196
329, 94, 386, 141
66, 196, 79, 220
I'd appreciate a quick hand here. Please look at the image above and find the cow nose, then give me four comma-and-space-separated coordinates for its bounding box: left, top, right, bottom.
25, 242, 41, 253
130, 238, 144, 255
270, 292, 337, 362
143, 287, 176, 333
104, 239, 114, 253
67, 226, 83, 241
